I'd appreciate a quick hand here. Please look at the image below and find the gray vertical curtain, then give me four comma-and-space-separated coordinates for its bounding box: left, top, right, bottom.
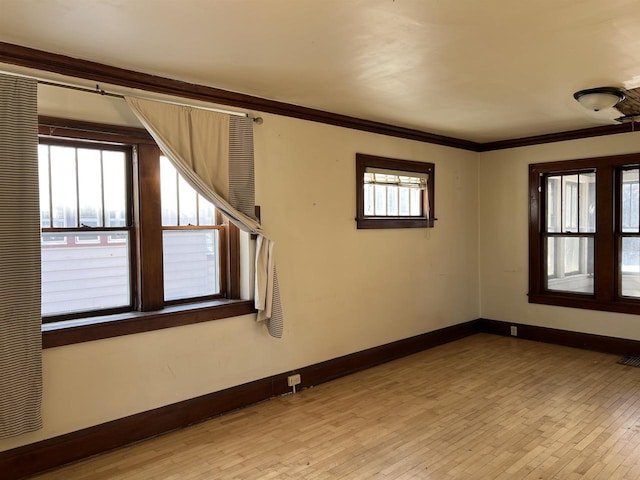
0, 74, 43, 438
125, 97, 283, 338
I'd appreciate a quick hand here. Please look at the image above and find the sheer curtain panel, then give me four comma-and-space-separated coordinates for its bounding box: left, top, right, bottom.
0, 74, 43, 438
125, 97, 283, 337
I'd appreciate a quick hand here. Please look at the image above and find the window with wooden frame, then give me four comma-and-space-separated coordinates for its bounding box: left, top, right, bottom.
39, 140, 134, 318
38, 118, 252, 346
355, 153, 435, 229
160, 156, 224, 303
529, 153, 640, 315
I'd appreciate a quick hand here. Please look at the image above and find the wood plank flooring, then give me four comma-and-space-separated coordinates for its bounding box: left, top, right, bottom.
30, 334, 640, 479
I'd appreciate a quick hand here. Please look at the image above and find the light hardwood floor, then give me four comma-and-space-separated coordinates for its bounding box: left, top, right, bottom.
31, 334, 640, 479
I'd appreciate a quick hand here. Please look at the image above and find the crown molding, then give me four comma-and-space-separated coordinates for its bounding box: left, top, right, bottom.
2, 42, 638, 153
479, 123, 638, 151
0, 42, 480, 152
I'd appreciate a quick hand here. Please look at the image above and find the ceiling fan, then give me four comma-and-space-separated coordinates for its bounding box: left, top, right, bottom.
614, 87, 640, 123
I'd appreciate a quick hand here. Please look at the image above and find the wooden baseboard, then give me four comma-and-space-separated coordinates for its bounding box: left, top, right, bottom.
0, 320, 478, 479
6, 318, 639, 479
477, 318, 640, 356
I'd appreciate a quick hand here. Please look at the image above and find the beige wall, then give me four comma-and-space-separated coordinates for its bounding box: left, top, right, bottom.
0, 84, 480, 451
479, 131, 640, 340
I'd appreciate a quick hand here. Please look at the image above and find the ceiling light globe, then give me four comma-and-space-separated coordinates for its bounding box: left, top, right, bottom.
573, 87, 625, 112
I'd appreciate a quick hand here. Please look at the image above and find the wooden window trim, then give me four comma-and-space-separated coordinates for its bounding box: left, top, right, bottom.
355, 153, 435, 229
529, 153, 640, 315
42, 299, 256, 348
39, 118, 251, 347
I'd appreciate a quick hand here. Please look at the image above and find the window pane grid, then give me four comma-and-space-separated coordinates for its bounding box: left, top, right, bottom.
363, 165, 428, 218
546, 171, 595, 234
160, 156, 221, 302
161, 156, 216, 227
619, 168, 640, 298
368, 183, 423, 217
38, 142, 131, 319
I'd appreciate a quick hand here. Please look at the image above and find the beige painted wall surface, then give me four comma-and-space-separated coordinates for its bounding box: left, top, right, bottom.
479, 131, 640, 340
0, 85, 479, 451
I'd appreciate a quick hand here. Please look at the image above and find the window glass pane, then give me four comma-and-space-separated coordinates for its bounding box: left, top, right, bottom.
163, 229, 220, 301
50, 145, 78, 228
398, 188, 410, 216
579, 172, 596, 233
410, 188, 422, 216
41, 232, 130, 316
374, 184, 386, 216
387, 186, 398, 216
77, 148, 103, 228
547, 237, 555, 277
38, 145, 51, 228
160, 156, 178, 226
364, 184, 374, 215
546, 236, 594, 294
621, 236, 640, 297
178, 176, 197, 226
546, 176, 561, 233
364, 167, 426, 218
103, 151, 126, 227
622, 169, 640, 233
198, 197, 216, 226
562, 175, 579, 232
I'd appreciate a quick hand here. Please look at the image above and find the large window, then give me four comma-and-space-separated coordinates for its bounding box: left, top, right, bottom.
529, 154, 640, 314
355, 153, 435, 229
39, 141, 132, 318
38, 122, 243, 328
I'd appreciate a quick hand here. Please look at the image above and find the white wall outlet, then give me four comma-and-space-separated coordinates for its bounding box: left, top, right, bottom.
510, 326, 518, 336
288, 374, 301, 387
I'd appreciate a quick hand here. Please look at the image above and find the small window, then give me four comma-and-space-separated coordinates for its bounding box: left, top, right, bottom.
356, 153, 434, 229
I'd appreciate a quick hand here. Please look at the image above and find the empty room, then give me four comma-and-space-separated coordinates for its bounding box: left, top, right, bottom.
3, 1, 640, 479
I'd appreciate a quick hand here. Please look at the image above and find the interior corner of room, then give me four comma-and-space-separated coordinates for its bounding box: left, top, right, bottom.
3, 3, 640, 477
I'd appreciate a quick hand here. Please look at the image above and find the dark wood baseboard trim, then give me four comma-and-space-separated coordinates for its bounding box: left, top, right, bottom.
477, 318, 640, 356
0, 320, 478, 479
13, 318, 637, 478
295, 320, 479, 389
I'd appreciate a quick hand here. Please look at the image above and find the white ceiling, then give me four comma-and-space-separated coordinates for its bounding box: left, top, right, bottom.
2, 0, 640, 143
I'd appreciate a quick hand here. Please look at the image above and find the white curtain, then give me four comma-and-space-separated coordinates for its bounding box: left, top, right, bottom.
125, 97, 283, 338
0, 74, 43, 437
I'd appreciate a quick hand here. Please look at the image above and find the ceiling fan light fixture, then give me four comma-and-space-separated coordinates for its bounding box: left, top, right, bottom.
573, 87, 625, 112
615, 114, 640, 124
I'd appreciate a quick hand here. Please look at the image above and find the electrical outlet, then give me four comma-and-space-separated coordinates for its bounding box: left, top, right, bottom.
510, 326, 518, 336
288, 374, 301, 387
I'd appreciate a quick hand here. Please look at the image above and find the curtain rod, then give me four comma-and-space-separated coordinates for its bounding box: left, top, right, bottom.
36, 78, 263, 123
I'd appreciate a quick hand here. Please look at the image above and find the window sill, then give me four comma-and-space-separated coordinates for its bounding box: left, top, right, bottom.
42, 299, 257, 348
356, 218, 435, 229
